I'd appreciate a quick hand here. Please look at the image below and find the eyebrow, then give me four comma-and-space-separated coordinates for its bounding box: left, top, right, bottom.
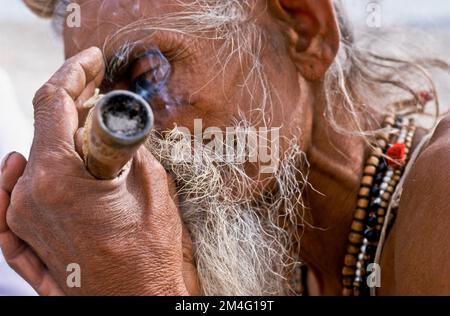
104, 41, 140, 86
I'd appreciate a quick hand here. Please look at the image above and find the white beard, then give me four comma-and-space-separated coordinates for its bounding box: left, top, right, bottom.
145, 125, 309, 296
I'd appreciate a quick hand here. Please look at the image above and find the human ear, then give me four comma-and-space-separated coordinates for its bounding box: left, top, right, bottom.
269, 0, 340, 81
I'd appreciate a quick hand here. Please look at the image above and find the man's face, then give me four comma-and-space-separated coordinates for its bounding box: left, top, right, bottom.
64, 0, 314, 175
19, 0, 340, 295
64, 2, 317, 295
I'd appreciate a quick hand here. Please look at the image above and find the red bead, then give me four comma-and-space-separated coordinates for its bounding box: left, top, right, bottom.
418, 90, 434, 104
387, 143, 406, 168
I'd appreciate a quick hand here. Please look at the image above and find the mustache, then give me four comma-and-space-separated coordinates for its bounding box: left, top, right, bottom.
144, 124, 311, 295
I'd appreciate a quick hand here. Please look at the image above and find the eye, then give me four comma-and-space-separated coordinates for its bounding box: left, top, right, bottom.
131, 49, 171, 100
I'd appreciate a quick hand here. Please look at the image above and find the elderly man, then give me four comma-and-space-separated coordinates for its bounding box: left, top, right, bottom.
0, 0, 449, 296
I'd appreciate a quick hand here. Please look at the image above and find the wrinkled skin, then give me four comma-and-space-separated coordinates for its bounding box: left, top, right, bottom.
0, 49, 197, 295
1, 0, 450, 295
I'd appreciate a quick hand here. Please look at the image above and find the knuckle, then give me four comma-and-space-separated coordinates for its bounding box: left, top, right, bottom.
33, 85, 73, 135
34, 84, 69, 106
63, 61, 85, 85
29, 166, 63, 208
33, 84, 69, 118
6, 205, 21, 236
33, 83, 57, 109
9, 178, 30, 215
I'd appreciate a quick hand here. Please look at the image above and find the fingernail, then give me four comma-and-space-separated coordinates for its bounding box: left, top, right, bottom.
1, 152, 16, 174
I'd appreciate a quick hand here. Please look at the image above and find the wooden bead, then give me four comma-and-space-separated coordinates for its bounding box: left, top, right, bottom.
362, 176, 374, 187
342, 266, 356, 277
354, 209, 366, 221
371, 147, 383, 157
367, 156, 380, 167
349, 232, 363, 245
364, 165, 377, 176
347, 244, 360, 254
357, 198, 369, 209
341, 115, 415, 297
382, 192, 391, 201
351, 220, 365, 233
342, 288, 353, 296
384, 116, 395, 126
377, 139, 387, 149
359, 187, 370, 198
377, 132, 390, 142
344, 254, 357, 267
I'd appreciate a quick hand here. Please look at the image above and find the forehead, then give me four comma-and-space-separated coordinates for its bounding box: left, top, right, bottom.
63, 0, 194, 58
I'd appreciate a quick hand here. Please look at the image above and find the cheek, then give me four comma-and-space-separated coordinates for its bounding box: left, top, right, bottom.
150, 64, 242, 132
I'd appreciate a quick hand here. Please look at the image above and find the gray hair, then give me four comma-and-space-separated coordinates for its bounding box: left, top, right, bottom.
51, 0, 449, 131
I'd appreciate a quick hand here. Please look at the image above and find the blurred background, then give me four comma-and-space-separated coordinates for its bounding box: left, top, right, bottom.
0, 0, 449, 296
0, 2, 62, 161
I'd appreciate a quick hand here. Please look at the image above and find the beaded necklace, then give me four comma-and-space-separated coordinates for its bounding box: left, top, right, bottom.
341, 111, 417, 297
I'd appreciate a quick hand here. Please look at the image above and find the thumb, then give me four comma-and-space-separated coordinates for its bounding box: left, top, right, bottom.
31, 47, 104, 158
129, 146, 174, 207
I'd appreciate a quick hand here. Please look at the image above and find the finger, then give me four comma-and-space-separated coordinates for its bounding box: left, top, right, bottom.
0, 189, 13, 236
0, 184, 63, 296
5, 244, 65, 296
46, 47, 104, 101
75, 67, 104, 127
0, 230, 64, 296
74, 128, 85, 159
35, 271, 65, 296
32, 47, 105, 149
75, 80, 99, 126
130, 147, 180, 224
131, 147, 171, 198
0, 152, 27, 194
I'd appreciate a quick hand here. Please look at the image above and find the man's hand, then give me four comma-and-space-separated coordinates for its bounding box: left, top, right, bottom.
0, 47, 199, 296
